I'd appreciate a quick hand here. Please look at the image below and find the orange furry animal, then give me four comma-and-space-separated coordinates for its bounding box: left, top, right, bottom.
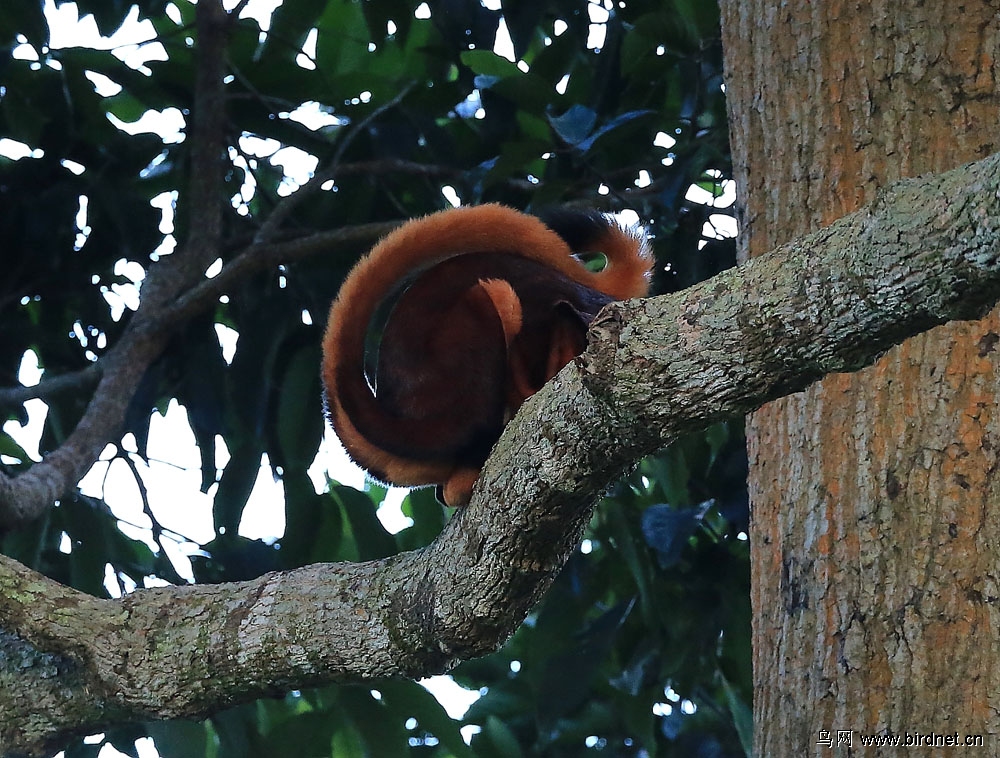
322, 204, 651, 507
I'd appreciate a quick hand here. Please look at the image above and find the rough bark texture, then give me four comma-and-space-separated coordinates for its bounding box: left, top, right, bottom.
719, 0, 1000, 754
4, 152, 1000, 756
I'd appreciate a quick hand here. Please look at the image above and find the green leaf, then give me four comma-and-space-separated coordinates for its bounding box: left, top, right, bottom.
0, 3, 48, 49
604, 500, 655, 622
145, 721, 215, 758
575, 109, 655, 153
214, 442, 263, 537
0, 431, 31, 464
398, 487, 446, 549
339, 686, 408, 758
315, 0, 372, 76
263, 0, 328, 64
536, 600, 634, 730
722, 674, 754, 757
379, 680, 475, 758
276, 346, 323, 470
260, 710, 341, 756
330, 485, 397, 560
105, 92, 149, 124
479, 716, 523, 758
547, 104, 597, 146
461, 49, 521, 80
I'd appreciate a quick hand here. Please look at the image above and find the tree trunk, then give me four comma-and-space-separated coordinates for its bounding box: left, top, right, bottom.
719, 1, 1000, 754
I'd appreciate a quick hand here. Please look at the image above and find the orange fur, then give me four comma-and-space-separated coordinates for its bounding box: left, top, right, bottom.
322, 204, 651, 506
479, 279, 523, 347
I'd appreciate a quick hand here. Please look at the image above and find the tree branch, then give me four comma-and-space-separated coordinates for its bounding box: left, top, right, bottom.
0, 364, 101, 408
156, 221, 401, 329
0, 0, 232, 529
253, 84, 416, 244
3, 151, 999, 756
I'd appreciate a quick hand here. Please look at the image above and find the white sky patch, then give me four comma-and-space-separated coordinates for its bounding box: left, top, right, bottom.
0, 398, 49, 464
237, 453, 286, 542
215, 323, 239, 364
67, 736, 159, 758
309, 430, 365, 491
613, 208, 641, 229
376, 489, 412, 534
74, 195, 91, 250
205, 258, 223, 278
685, 179, 737, 208
714, 180, 737, 207
12, 37, 39, 62
150, 191, 176, 234
587, 2, 609, 50
0, 138, 43, 160
78, 403, 218, 550
281, 101, 345, 131
18, 349, 43, 385
100, 258, 144, 320
238, 135, 319, 197
308, 432, 413, 534
234, 0, 283, 31
115, 257, 147, 285
107, 107, 186, 142
1, 352, 47, 464
346, 90, 372, 106
272, 147, 319, 195
85, 70, 122, 96
296, 27, 317, 70
229, 147, 257, 215
494, 18, 515, 62
43, 0, 167, 72
654, 131, 676, 150
703, 213, 738, 240
419, 676, 482, 719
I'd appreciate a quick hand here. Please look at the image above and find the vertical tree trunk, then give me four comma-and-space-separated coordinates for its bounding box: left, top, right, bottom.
719, 2, 1000, 754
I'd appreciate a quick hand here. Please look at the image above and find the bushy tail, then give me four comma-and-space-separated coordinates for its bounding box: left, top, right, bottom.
535, 207, 652, 299
320, 204, 651, 487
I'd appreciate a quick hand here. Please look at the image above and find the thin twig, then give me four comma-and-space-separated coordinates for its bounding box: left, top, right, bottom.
0, 364, 102, 408
253, 83, 417, 243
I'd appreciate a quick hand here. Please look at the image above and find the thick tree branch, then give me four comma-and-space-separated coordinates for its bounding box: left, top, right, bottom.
0, 0, 232, 529
3, 152, 999, 756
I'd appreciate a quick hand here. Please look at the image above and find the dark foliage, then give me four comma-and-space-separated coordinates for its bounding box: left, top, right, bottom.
0, 0, 747, 755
